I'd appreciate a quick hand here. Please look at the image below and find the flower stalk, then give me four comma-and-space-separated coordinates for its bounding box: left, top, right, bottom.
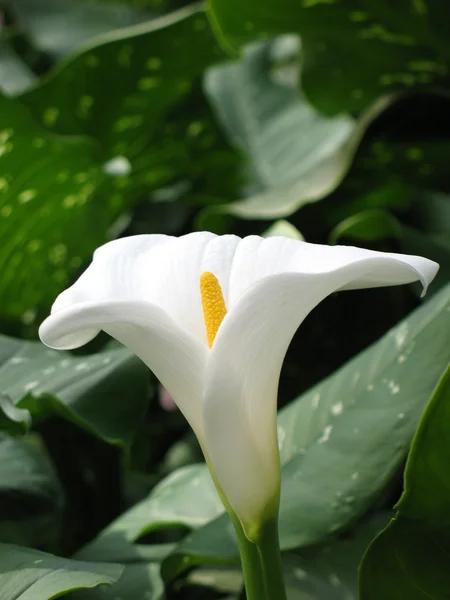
206, 454, 285, 599
233, 517, 267, 600
255, 518, 287, 600
234, 514, 287, 600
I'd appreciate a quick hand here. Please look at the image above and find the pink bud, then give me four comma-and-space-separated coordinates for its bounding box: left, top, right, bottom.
158, 385, 177, 412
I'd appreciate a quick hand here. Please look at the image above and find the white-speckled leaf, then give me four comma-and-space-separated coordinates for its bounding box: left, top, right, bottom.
0, 93, 113, 318
0, 334, 149, 447
0, 543, 122, 600
19, 7, 220, 160
208, 0, 450, 115
0, 7, 222, 319
183, 513, 390, 599
276, 282, 450, 547
70, 564, 164, 600
77, 464, 223, 563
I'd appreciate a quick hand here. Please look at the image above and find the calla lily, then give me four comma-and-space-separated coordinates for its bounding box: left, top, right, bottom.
39, 232, 438, 539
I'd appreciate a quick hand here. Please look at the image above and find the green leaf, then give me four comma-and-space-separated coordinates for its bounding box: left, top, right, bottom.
208, 0, 450, 114
329, 193, 450, 293
19, 7, 220, 159
77, 464, 223, 562
278, 515, 388, 600
277, 283, 450, 549
0, 334, 149, 447
359, 366, 450, 600
329, 209, 401, 244
0, 8, 224, 318
161, 283, 450, 574
161, 515, 238, 581
171, 513, 391, 597
0, 42, 37, 95
0, 394, 31, 435
70, 564, 164, 600
263, 220, 304, 240
11, 0, 153, 58
186, 566, 243, 595
0, 93, 115, 318
204, 41, 366, 219
0, 543, 122, 600
186, 514, 390, 600
0, 434, 62, 547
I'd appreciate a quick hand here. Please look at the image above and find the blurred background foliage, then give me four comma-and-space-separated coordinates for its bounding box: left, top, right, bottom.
0, 0, 449, 598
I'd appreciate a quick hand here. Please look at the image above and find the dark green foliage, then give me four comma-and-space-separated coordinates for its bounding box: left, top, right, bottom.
0, 0, 449, 597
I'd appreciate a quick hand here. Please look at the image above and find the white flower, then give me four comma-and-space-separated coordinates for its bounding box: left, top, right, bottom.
39, 232, 438, 538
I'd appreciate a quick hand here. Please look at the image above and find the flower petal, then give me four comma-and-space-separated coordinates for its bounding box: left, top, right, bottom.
39, 300, 207, 438
203, 252, 438, 534
287, 242, 439, 296
226, 237, 440, 307
52, 232, 242, 345
227, 235, 303, 305
51, 234, 172, 313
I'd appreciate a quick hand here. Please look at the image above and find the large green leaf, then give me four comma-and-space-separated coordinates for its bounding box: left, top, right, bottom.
359, 366, 450, 600
208, 0, 450, 114
0, 7, 225, 318
280, 516, 390, 600
19, 7, 220, 160
277, 282, 450, 549
0, 434, 62, 547
70, 564, 164, 600
161, 283, 450, 575
204, 41, 368, 219
0, 543, 122, 600
77, 464, 223, 562
161, 514, 238, 580
0, 93, 117, 318
0, 334, 149, 447
186, 514, 390, 600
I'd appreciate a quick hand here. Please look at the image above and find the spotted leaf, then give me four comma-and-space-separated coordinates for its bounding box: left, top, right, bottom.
359, 367, 450, 599
0, 93, 115, 319
0, 542, 122, 600
77, 464, 223, 563
208, 0, 450, 114
0, 333, 149, 447
0, 7, 227, 318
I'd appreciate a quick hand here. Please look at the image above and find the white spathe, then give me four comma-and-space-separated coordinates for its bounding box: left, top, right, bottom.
39, 232, 439, 536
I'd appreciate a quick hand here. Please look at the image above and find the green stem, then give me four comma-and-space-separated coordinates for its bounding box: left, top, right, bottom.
202, 453, 266, 599
231, 514, 267, 600
256, 519, 287, 600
